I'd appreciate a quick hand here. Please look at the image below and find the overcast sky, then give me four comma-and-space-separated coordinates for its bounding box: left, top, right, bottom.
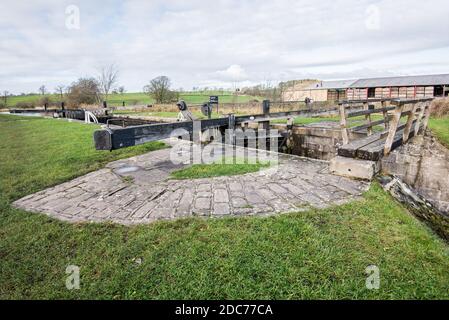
1, 0, 449, 94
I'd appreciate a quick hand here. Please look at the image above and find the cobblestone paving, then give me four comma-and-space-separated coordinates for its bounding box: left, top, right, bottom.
13, 142, 370, 225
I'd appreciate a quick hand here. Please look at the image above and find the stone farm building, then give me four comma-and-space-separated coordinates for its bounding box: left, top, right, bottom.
282, 74, 449, 102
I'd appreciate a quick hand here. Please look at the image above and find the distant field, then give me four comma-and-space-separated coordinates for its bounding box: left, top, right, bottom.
4, 95, 50, 106
4, 92, 265, 108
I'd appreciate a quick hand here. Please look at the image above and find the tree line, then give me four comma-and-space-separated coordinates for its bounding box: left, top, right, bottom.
1, 64, 295, 109
1, 64, 180, 108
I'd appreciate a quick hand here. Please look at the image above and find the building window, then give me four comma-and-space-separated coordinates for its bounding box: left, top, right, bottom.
367, 88, 376, 98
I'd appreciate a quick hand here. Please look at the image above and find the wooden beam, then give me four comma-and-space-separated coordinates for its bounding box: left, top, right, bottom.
357, 124, 414, 161
258, 100, 270, 132
351, 119, 389, 133
339, 103, 350, 145
402, 103, 418, 143
390, 98, 433, 106
337, 132, 384, 158
384, 103, 404, 155
381, 100, 390, 131
339, 98, 393, 104
363, 102, 373, 136
421, 103, 432, 134
237, 108, 339, 124
352, 121, 415, 161
347, 107, 395, 118
414, 102, 426, 137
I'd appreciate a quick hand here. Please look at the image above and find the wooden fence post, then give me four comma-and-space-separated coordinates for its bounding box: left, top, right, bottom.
384, 102, 404, 155
381, 100, 390, 131
286, 117, 294, 151
363, 102, 373, 136
262, 100, 270, 115
259, 100, 270, 132
421, 102, 432, 134
414, 102, 426, 137
228, 114, 236, 146
339, 103, 349, 145
403, 103, 418, 143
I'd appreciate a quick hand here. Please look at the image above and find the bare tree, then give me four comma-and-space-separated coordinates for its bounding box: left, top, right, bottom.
55, 85, 65, 100
98, 64, 119, 102
118, 86, 126, 95
2, 91, 9, 105
39, 85, 47, 96
143, 76, 176, 104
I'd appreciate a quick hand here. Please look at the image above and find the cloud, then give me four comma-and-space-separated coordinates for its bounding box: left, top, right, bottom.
215, 65, 248, 82
1, 0, 449, 93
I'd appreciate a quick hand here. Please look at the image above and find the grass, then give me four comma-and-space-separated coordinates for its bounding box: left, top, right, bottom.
1, 114, 449, 299
171, 159, 271, 180
0, 114, 167, 201
4, 92, 265, 108
429, 116, 449, 148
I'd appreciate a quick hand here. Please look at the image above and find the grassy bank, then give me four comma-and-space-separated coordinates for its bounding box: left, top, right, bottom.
0, 114, 448, 299
429, 117, 449, 148
0, 115, 167, 198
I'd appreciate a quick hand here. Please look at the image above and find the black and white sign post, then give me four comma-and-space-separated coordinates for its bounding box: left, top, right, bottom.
210, 96, 219, 114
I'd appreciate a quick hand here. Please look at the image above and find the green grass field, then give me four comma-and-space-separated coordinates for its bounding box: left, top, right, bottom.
429, 117, 449, 148
3, 92, 265, 108
0, 114, 448, 299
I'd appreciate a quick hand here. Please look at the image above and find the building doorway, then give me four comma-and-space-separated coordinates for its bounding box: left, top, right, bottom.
434, 86, 444, 97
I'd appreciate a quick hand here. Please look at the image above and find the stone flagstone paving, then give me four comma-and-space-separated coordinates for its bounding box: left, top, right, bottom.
13, 142, 370, 225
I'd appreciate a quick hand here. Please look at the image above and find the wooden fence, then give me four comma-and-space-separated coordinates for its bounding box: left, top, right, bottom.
338, 98, 433, 160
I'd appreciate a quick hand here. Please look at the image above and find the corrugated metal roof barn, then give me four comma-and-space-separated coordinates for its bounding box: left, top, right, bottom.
350, 74, 449, 88
306, 80, 357, 90
282, 74, 449, 102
